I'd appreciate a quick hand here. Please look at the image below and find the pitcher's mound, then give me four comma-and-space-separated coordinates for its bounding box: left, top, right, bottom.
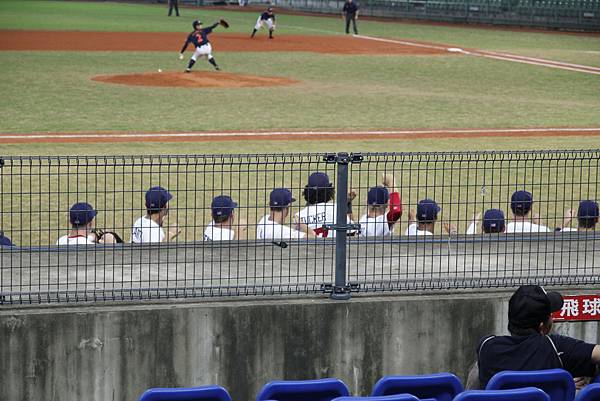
92, 71, 299, 88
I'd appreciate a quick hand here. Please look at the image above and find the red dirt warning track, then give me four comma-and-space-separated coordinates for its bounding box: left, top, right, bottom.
0, 30, 445, 55
1, 128, 599, 144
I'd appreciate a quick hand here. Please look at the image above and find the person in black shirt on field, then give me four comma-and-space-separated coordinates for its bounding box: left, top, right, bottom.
168, 0, 180, 17
179, 20, 222, 72
251, 7, 276, 39
474, 285, 600, 390
342, 0, 359, 35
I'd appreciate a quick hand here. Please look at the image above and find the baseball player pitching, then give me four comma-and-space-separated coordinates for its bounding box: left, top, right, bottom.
251, 7, 276, 39
179, 19, 227, 72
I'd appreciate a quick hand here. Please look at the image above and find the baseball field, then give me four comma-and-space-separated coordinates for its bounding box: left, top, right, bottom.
0, 0, 599, 157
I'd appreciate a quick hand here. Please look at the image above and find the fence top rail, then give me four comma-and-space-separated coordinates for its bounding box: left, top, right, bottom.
1, 149, 600, 165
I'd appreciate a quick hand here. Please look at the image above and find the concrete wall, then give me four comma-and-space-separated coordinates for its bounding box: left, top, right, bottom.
1, 290, 599, 401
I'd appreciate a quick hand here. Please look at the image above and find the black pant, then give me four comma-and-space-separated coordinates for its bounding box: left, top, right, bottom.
345, 14, 357, 34
168, 0, 179, 16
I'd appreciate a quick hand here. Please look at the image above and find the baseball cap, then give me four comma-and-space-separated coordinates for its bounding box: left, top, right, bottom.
482, 209, 505, 233
511, 190, 533, 214
417, 199, 440, 222
367, 186, 389, 205
211, 195, 238, 219
307, 172, 331, 188
578, 200, 599, 218
145, 186, 173, 211
508, 285, 564, 331
270, 188, 296, 207
69, 202, 97, 226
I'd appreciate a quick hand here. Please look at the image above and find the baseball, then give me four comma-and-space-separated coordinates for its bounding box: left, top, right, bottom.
157, 68, 162, 72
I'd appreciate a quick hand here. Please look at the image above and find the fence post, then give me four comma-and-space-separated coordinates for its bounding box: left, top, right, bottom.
323, 152, 362, 300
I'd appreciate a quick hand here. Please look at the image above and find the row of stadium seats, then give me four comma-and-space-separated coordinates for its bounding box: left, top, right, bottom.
137, 370, 600, 401
367, 0, 599, 11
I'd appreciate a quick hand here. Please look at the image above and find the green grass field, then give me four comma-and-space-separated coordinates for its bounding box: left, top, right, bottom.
1, 0, 599, 148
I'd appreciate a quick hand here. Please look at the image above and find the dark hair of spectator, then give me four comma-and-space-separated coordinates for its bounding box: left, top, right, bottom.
270, 206, 288, 212
368, 204, 387, 214
71, 222, 89, 230
303, 185, 335, 205
508, 314, 550, 336
147, 206, 164, 215
213, 214, 230, 224
511, 203, 531, 216
578, 215, 598, 229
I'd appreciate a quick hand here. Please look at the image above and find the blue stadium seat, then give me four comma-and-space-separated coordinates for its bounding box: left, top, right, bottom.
486, 369, 575, 401
575, 383, 600, 401
371, 373, 464, 401
137, 385, 232, 401
454, 388, 551, 401
256, 378, 351, 401
333, 395, 421, 401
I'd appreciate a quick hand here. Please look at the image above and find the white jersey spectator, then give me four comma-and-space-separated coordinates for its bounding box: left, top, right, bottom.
131, 216, 165, 243
57, 235, 96, 245
404, 223, 434, 236
56, 202, 116, 245
360, 214, 391, 237
505, 221, 551, 233
257, 215, 305, 240
506, 190, 551, 234
257, 188, 314, 241
466, 209, 506, 235
358, 181, 402, 238
204, 222, 235, 241
204, 195, 242, 241
298, 171, 356, 238
131, 186, 180, 243
404, 198, 441, 236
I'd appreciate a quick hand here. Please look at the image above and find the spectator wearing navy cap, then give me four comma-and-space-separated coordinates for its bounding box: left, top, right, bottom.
405, 198, 442, 236
558, 200, 599, 232
0, 230, 14, 247
506, 190, 551, 233
466, 209, 506, 234
257, 188, 315, 240
475, 285, 600, 389
57, 202, 115, 245
131, 186, 180, 243
297, 172, 356, 238
358, 174, 402, 237
204, 195, 247, 241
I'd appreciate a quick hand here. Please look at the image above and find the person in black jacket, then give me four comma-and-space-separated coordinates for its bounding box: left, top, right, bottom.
342, 0, 359, 34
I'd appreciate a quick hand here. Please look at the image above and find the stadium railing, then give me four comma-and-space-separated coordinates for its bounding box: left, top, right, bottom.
0, 150, 599, 304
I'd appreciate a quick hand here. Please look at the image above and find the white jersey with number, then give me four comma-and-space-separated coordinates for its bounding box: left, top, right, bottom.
56, 235, 96, 245
359, 214, 391, 237
298, 202, 343, 237
256, 215, 305, 240
204, 221, 235, 241
505, 221, 551, 233
131, 216, 165, 243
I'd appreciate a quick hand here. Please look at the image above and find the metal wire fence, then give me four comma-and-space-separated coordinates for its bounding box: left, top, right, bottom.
1, 150, 599, 304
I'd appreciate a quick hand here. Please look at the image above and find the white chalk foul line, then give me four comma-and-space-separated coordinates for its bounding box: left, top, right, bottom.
355, 34, 600, 75
2, 127, 600, 140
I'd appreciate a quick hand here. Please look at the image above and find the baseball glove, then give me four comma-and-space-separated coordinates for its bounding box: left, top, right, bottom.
219, 19, 230, 28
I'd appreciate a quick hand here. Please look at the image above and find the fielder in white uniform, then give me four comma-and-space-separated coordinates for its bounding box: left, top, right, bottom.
131, 186, 181, 243
251, 7, 276, 39
204, 195, 246, 241
257, 188, 315, 241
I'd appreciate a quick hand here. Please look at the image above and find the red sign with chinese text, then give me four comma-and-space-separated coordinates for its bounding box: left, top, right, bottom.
552, 295, 600, 322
